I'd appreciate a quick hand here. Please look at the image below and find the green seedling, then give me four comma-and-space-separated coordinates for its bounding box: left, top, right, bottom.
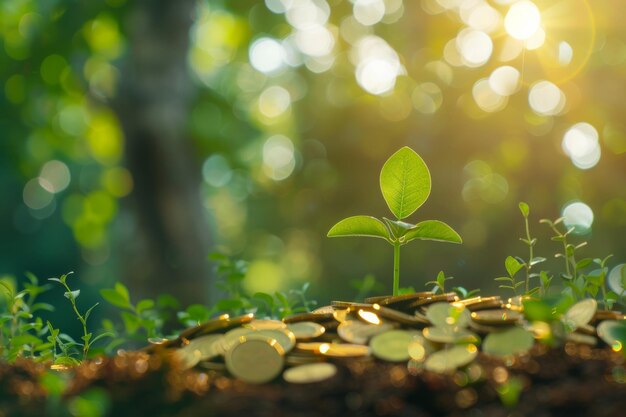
518, 202, 546, 294
495, 256, 525, 295
49, 272, 113, 360
424, 270, 479, 298
328, 147, 462, 296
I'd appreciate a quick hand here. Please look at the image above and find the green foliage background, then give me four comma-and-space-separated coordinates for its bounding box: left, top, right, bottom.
1, 0, 625, 312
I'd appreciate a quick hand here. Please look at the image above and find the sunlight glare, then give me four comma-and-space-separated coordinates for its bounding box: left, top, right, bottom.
504, 1, 541, 41
562, 122, 601, 169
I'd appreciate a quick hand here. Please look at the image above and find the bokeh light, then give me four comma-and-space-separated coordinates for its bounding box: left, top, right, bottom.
561, 122, 601, 169
354, 36, 403, 95
353, 0, 385, 26
562, 201, 594, 234
488, 66, 520, 96
263, 135, 296, 181
249, 37, 286, 74
528, 81, 566, 116
504, 1, 541, 41
457, 29, 493, 67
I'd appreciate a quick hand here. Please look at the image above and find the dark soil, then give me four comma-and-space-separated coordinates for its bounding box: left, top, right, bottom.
2, 343, 626, 417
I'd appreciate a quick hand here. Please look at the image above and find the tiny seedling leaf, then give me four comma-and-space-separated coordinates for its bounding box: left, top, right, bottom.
563, 298, 597, 332
505, 256, 523, 278
382, 218, 416, 239
63, 290, 80, 300
379, 146, 431, 220
327, 216, 390, 240
530, 257, 547, 266
403, 220, 462, 244
518, 202, 529, 217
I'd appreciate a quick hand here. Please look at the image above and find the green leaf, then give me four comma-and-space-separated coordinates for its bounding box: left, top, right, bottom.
403, 220, 462, 244
100, 288, 132, 310
379, 146, 431, 220
505, 256, 523, 278
327, 216, 390, 240
114, 282, 131, 303
136, 299, 155, 314
530, 257, 546, 266
576, 258, 593, 270
382, 217, 416, 239
518, 202, 529, 217
64, 290, 80, 301
84, 303, 99, 323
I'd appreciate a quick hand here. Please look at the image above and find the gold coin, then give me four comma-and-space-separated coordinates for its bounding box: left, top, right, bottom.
225, 335, 285, 384
198, 361, 227, 372
330, 301, 373, 309
217, 327, 254, 355
295, 342, 325, 352
426, 302, 471, 328
470, 309, 522, 326
422, 327, 479, 344
285, 351, 324, 366
172, 346, 202, 370
245, 319, 287, 331
286, 321, 325, 340
594, 310, 625, 322
179, 313, 232, 340
566, 332, 597, 346
408, 293, 459, 309
332, 308, 350, 323
457, 296, 503, 311
185, 334, 224, 361
311, 305, 336, 314
256, 328, 297, 353
424, 344, 478, 373
283, 311, 334, 324
369, 330, 422, 362
365, 305, 429, 327
318, 343, 370, 358
365, 292, 435, 310
337, 320, 395, 345
283, 362, 337, 384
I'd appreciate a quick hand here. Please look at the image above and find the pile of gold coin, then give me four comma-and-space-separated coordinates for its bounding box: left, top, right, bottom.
148, 292, 625, 384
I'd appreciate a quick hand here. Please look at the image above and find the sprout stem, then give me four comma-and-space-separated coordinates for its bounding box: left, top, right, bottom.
393, 243, 401, 296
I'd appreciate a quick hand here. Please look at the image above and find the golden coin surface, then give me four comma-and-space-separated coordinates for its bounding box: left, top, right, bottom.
179, 313, 232, 340
408, 293, 459, 309
365, 305, 429, 326
256, 328, 297, 353
331, 301, 373, 309
283, 362, 337, 384
311, 305, 336, 314
566, 332, 597, 346
458, 296, 502, 311
337, 320, 394, 345
173, 346, 202, 370
422, 327, 479, 344
218, 327, 254, 355
225, 336, 285, 384
333, 308, 350, 323
318, 343, 370, 358
594, 310, 625, 321
283, 311, 334, 324
186, 334, 224, 360
286, 321, 325, 340
369, 330, 421, 362
470, 309, 522, 326
245, 319, 287, 331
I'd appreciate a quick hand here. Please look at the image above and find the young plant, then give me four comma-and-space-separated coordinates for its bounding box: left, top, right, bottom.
518, 202, 546, 294
49, 272, 112, 360
327, 147, 462, 296
495, 256, 525, 295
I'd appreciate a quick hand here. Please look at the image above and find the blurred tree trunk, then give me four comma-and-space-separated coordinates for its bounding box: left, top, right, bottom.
114, 0, 213, 304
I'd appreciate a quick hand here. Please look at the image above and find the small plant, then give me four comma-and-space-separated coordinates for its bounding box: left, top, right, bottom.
328, 147, 462, 296
49, 272, 112, 360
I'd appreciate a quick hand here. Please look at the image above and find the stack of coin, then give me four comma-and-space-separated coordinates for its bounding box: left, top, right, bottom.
158, 293, 626, 383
